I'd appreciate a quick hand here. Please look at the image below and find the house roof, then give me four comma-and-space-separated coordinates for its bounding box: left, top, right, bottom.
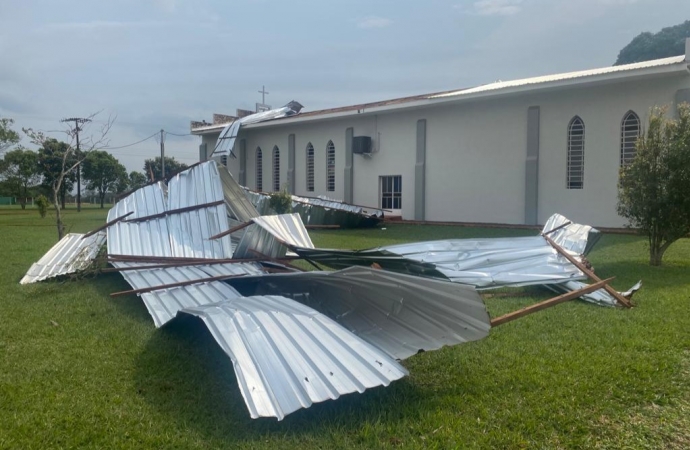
192, 55, 689, 135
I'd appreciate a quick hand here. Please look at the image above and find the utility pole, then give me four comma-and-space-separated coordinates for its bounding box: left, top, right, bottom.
61, 117, 91, 212
160, 129, 165, 180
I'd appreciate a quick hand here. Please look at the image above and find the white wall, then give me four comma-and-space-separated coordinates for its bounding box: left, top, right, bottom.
199, 72, 690, 227
537, 74, 690, 227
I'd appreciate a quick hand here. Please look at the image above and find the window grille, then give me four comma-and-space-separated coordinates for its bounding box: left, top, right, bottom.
306, 143, 314, 192
380, 175, 402, 209
255, 147, 263, 191
272, 146, 280, 191
621, 111, 640, 166
326, 141, 335, 192
567, 117, 585, 190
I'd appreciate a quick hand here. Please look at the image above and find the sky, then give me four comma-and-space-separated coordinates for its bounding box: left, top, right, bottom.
1, 0, 689, 173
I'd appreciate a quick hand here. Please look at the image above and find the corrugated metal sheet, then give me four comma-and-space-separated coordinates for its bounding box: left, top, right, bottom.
245, 189, 383, 228
545, 280, 642, 307
217, 163, 260, 223
295, 214, 595, 290
107, 162, 233, 259
107, 182, 172, 257
252, 214, 314, 249
227, 266, 491, 360
180, 295, 408, 420
112, 261, 264, 327
212, 101, 303, 156
20, 232, 106, 284
167, 161, 233, 259
431, 56, 686, 100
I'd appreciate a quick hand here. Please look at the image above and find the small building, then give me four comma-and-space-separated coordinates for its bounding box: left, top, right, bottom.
192, 40, 690, 228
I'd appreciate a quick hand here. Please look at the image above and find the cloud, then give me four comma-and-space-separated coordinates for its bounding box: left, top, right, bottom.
356, 16, 393, 29
457, 0, 524, 16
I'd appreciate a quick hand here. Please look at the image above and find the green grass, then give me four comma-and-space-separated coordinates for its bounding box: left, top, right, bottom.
1, 206, 689, 449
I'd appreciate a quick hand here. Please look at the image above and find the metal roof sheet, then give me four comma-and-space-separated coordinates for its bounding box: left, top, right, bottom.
107, 162, 233, 259
295, 214, 594, 290
430, 56, 687, 100
179, 295, 408, 420
245, 189, 383, 228
112, 262, 264, 327
20, 232, 106, 284
252, 214, 314, 249
227, 266, 491, 360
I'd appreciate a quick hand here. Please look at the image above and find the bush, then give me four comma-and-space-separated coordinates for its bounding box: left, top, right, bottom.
35, 194, 50, 218
268, 186, 293, 214
617, 104, 690, 266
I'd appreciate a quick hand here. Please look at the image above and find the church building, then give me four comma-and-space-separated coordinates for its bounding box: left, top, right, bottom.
192, 39, 690, 228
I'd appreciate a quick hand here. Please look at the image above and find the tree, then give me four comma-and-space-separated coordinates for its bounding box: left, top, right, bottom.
615, 20, 690, 65
24, 113, 114, 240
143, 156, 188, 181
617, 104, 690, 266
0, 147, 40, 209
128, 171, 148, 191
0, 117, 20, 155
82, 150, 127, 208
37, 139, 76, 210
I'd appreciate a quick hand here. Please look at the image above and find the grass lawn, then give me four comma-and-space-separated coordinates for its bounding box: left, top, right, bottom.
1, 205, 689, 449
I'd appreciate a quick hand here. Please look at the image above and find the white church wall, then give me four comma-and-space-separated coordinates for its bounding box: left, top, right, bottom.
198, 71, 690, 227
424, 98, 530, 224
537, 74, 690, 227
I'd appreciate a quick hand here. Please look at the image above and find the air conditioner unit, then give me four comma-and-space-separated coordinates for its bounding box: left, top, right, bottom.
353, 136, 372, 154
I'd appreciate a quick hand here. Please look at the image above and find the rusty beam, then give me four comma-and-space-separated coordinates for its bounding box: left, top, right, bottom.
124, 199, 225, 223
543, 234, 633, 308
490, 277, 615, 327
542, 221, 572, 236
110, 273, 249, 297
209, 220, 255, 240
82, 211, 133, 239
102, 256, 301, 272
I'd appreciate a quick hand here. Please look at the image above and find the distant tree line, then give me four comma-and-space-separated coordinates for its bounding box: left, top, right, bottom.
0, 117, 188, 211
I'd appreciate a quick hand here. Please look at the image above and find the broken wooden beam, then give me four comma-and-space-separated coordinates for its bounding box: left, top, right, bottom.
543, 234, 633, 308
541, 221, 572, 236
490, 277, 615, 327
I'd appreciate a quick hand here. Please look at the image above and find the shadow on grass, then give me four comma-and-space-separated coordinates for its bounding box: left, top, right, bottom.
132, 315, 421, 443
91, 271, 153, 325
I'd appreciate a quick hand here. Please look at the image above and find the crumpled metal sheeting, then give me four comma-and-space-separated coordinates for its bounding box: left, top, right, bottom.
546, 280, 642, 307
107, 182, 172, 257
244, 189, 383, 228
112, 261, 263, 327
20, 232, 106, 284
167, 162, 233, 259
252, 214, 315, 249
227, 267, 491, 360
217, 163, 260, 222
542, 213, 600, 256
233, 224, 286, 259
295, 214, 600, 290
212, 101, 304, 157
107, 162, 233, 259
179, 295, 408, 420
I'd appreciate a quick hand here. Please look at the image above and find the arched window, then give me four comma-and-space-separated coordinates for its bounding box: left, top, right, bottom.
306, 143, 314, 192
272, 145, 280, 191
567, 116, 585, 190
255, 147, 263, 191
326, 140, 335, 192
621, 111, 640, 166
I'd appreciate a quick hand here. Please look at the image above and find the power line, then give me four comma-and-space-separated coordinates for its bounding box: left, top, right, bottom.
106, 132, 159, 149
164, 131, 193, 137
